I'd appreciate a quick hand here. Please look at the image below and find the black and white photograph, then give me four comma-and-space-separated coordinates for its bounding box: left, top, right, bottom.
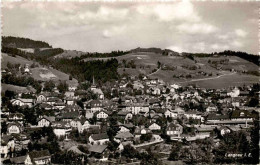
1, 0, 259, 164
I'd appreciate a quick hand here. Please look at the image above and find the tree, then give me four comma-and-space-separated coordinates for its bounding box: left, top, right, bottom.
1, 121, 8, 134
168, 142, 182, 161
140, 134, 152, 143
43, 80, 55, 92
248, 97, 259, 107
57, 81, 68, 93
121, 144, 137, 159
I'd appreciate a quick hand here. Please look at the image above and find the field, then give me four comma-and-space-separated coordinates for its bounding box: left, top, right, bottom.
54, 50, 85, 59
84, 52, 259, 89
1, 53, 34, 68
2, 53, 78, 86
1, 83, 36, 93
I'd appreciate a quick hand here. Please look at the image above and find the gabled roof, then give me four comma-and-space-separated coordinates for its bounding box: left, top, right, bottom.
60, 111, 79, 119
11, 98, 34, 103
115, 132, 133, 139
231, 110, 254, 119
207, 113, 229, 120
8, 113, 24, 119
10, 155, 28, 164
88, 144, 107, 153
29, 150, 51, 161
38, 115, 56, 122
90, 133, 109, 141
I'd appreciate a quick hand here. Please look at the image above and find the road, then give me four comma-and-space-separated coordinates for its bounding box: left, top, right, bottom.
133, 139, 164, 148
148, 67, 161, 76
179, 72, 236, 84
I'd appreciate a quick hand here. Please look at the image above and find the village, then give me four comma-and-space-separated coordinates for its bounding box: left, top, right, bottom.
1, 63, 259, 165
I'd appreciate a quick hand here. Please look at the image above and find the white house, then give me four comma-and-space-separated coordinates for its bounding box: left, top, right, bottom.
227, 87, 240, 98
96, 111, 109, 120
148, 123, 161, 131
11, 98, 34, 108
52, 122, 72, 138
89, 133, 109, 145
7, 123, 21, 134
164, 109, 178, 118
125, 103, 149, 115
37, 116, 55, 127
184, 111, 202, 120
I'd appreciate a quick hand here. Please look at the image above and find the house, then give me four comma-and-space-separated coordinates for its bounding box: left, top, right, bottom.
166, 123, 183, 137
184, 111, 202, 120
68, 85, 77, 91
148, 122, 161, 131
11, 98, 34, 108
118, 125, 130, 133
164, 109, 178, 118
194, 125, 215, 138
227, 87, 240, 98
230, 110, 254, 122
133, 81, 144, 90
37, 116, 55, 127
1, 135, 15, 158
58, 111, 79, 122
36, 94, 47, 103
37, 103, 53, 110
8, 113, 24, 123
218, 126, 232, 136
76, 118, 91, 133
85, 100, 104, 113
89, 133, 109, 145
88, 144, 109, 161
64, 97, 74, 105
28, 150, 51, 165
206, 113, 230, 124
53, 100, 66, 110
64, 91, 75, 98
117, 110, 133, 121
52, 121, 72, 138
206, 104, 218, 112
96, 110, 109, 120
173, 107, 185, 115
46, 97, 60, 106
9, 155, 30, 164
7, 122, 22, 134
115, 132, 134, 142
125, 103, 149, 115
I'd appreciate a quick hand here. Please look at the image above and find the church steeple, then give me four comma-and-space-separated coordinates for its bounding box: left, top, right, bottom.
91, 75, 96, 90
93, 75, 95, 85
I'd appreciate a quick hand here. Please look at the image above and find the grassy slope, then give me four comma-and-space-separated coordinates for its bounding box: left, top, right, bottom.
1, 53, 34, 68
54, 50, 85, 59
1, 83, 36, 93
1, 53, 78, 86
84, 52, 259, 88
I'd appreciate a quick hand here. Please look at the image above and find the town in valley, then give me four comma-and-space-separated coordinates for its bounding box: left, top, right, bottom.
1, 1, 259, 165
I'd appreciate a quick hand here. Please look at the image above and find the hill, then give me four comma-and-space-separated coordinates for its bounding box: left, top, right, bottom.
84, 51, 259, 88
1, 53, 78, 86
2, 36, 51, 48
1, 36, 258, 89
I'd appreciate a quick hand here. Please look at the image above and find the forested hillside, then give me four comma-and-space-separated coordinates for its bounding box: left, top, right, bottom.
2, 36, 51, 48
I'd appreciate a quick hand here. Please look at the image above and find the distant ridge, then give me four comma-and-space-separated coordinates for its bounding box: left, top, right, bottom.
2, 36, 52, 48
130, 47, 179, 56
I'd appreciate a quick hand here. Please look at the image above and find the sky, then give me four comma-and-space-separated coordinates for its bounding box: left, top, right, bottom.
2, 1, 259, 54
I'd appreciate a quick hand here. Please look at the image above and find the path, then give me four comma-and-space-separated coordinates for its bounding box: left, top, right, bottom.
148, 67, 161, 76
179, 72, 236, 84
133, 139, 164, 148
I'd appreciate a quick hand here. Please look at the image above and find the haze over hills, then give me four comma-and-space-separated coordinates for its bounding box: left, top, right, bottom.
1, 36, 259, 89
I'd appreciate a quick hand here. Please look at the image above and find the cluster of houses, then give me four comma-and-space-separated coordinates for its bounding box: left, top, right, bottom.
1, 75, 259, 164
